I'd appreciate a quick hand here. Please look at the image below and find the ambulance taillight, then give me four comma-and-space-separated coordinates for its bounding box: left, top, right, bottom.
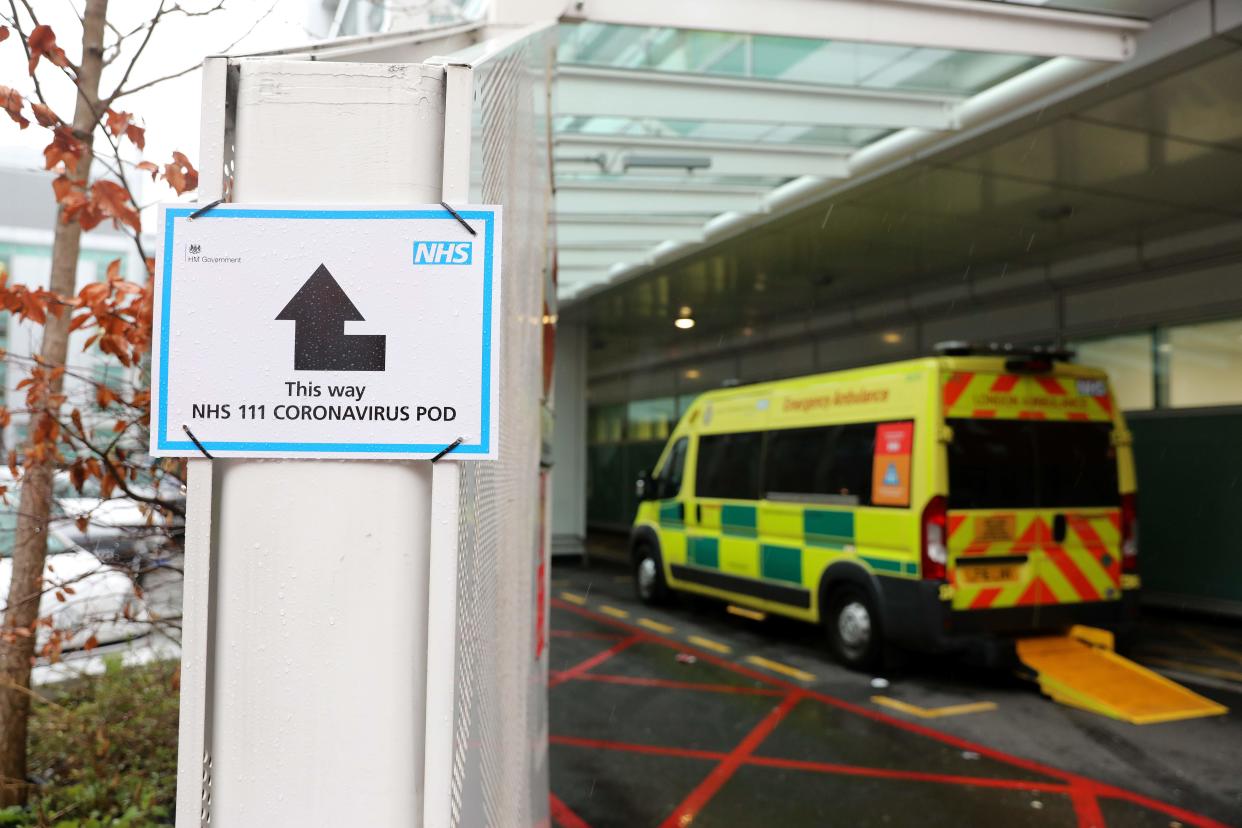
921, 495, 948, 581
1121, 492, 1139, 574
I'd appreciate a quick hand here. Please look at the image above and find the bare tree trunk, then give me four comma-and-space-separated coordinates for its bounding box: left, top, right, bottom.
0, 0, 108, 807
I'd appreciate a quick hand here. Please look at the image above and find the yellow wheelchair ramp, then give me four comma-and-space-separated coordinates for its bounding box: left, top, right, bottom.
1016, 631, 1228, 725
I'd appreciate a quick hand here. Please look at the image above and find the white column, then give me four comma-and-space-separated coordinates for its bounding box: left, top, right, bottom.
551, 321, 587, 554
182, 59, 448, 827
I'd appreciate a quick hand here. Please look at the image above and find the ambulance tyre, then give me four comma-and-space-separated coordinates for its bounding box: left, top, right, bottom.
634, 543, 670, 606
825, 584, 884, 671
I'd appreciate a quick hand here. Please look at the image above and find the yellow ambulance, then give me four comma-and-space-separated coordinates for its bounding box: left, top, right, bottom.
631, 345, 1139, 669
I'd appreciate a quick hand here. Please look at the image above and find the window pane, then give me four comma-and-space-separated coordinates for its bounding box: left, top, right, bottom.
695, 432, 762, 500
1167, 318, 1242, 408
588, 404, 626, 444
765, 427, 833, 496
948, 419, 1119, 509
1072, 332, 1154, 411
823, 424, 875, 504
627, 397, 677, 442
657, 438, 688, 499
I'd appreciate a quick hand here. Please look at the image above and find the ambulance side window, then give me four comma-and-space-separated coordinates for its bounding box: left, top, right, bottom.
764, 424, 874, 504
696, 432, 763, 500
656, 437, 688, 500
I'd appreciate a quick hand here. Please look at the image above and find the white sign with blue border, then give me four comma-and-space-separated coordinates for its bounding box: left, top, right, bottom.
151, 204, 502, 460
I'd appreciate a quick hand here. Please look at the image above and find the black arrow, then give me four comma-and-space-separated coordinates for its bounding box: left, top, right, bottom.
276, 264, 386, 372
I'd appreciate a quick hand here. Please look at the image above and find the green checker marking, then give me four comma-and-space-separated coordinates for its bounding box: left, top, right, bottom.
761, 544, 803, 584
805, 509, 854, 548
659, 502, 684, 529
689, 536, 720, 568
721, 503, 758, 538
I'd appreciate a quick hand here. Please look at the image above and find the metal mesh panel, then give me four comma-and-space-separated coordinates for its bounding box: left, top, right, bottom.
450, 27, 554, 828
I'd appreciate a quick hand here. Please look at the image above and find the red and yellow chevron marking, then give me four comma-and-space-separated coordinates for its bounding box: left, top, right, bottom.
941, 372, 1114, 422
947, 509, 1122, 611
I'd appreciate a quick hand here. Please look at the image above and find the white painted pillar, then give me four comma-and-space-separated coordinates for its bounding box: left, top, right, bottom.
177, 59, 448, 827
551, 321, 587, 554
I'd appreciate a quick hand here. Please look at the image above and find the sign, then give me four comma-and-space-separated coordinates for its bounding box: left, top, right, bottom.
871, 421, 913, 506
151, 204, 502, 459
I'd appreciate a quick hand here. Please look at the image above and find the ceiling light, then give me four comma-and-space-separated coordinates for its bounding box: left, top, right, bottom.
675, 317, 696, 330
883, 331, 902, 344
684, 369, 701, 380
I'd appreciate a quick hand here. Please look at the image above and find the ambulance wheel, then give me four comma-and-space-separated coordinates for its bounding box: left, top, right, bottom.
634, 543, 670, 606
826, 584, 883, 671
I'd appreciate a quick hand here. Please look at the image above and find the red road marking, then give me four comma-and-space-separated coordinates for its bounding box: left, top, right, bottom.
564, 672, 784, 696
659, 693, 803, 828
550, 793, 592, 828
552, 734, 726, 763
548, 633, 643, 689
554, 733, 1069, 794
550, 629, 625, 640
746, 754, 1071, 794
550, 598, 1230, 828
1071, 782, 1106, 828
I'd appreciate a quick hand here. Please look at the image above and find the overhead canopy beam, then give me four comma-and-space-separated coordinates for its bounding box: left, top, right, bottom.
556, 218, 705, 245
558, 65, 960, 130
560, 0, 1146, 62
556, 180, 766, 214
559, 247, 650, 269
554, 133, 852, 179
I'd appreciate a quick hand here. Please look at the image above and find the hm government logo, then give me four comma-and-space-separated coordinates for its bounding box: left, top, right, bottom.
185, 242, 242, 265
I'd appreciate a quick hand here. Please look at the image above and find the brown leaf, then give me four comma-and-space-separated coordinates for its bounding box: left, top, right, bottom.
0, 85, 29, 129
0, 26, 9, 43
43, 126, 82, 171
163, 151, 198, 195
106, 258, 121, 281
91, 180, 141, 233
125, 123, 145, 151
27, 25, 69, 75
75, 515, 89, 533
96, 385, 117, 408
51, 174, 78, 203
31, 102, 60, 127
84, 634, 99, 651
135, 160, 159, 181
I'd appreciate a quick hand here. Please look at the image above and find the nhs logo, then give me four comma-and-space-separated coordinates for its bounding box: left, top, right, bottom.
413, 241, 473, 265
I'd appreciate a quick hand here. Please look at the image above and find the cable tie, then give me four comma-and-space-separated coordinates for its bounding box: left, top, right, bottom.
181, 424, 213, 459
431, 437, 464, 463
439, 202, 477, 236
187, 198, 225, 221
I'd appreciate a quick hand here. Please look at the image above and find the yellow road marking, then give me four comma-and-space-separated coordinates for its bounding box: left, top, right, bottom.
1179, 629, 1242, 669
746, 655, 816, 683
600, 605, 630, 619
727, 605, 766, 622
871, 696, 998, 719
560, 591, 587, 605
689, 636, 732, 655
1144, 657, 1242, 685
638, 618, 675, 634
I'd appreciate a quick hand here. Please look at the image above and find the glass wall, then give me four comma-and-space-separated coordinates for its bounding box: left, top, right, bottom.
587, 396, 690, 529
1072, 332, 1155, 411
1165, 318, 1242, 408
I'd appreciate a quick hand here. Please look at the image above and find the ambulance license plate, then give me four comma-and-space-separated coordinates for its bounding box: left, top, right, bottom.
958, 564, 1020, 584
